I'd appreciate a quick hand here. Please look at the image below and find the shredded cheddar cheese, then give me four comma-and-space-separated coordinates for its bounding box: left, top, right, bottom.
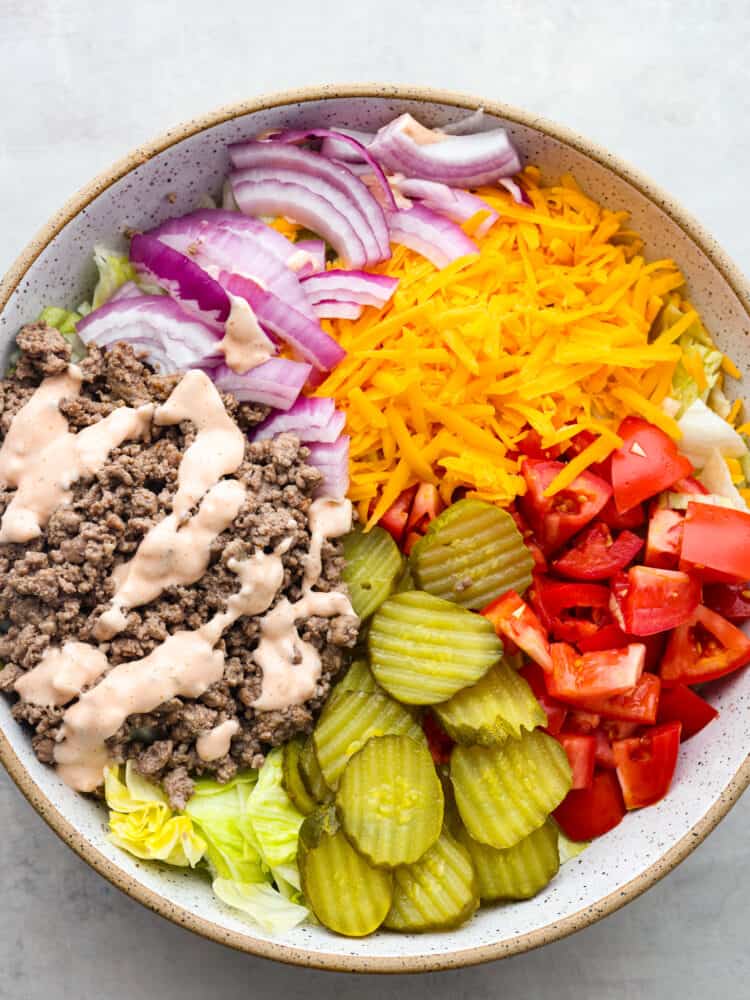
312, 167, 741, 524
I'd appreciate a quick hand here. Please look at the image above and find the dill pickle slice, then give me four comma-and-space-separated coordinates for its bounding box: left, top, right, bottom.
451, 729, 572, 849
395, 564, 416, 593
342, 527, 404, 620
337, 735, 443, 868
313, 690, 424, 788
368, 590, 503, 705
336, 658, 380, 695
457, 819, 560, 901
282, 737, 318, 815
299, 806, 393, 937
434, 658, 546, 745
383, 827, 479, 932
411, 499, 534, 609
299, 738, 332, 805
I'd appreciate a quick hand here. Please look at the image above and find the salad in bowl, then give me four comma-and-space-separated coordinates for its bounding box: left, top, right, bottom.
1, 91, 749, 957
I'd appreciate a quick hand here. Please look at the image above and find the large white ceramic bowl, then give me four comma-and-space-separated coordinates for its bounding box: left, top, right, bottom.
1, 85, 749, 973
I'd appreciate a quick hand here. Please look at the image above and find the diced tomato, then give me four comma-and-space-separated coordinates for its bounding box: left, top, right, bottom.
552, 523, 643, 581
656, 684, 718, 740
547, 642, 645, 704
553, 769, 626, 841
557, 733, 596, 790
518, 662, 568, 735
611, 418, 693, 513
576, 623, 630, 653
530, 577, 611, 643
566, 430, 613, 481
402, 483, 444, 555
421, 711, 454, 765
563, 710, 601, 733
613, 721, 681, 809
378, 485, 418, 546
661, 604, 750, 686
566, 672, 661, 725
681, 503, 750, 583
519, 459, 612, 552
517, 429, 563, 461
703, 583, 750, 621
508, 507, 547, 571
481, 591, 552, 671
598, 497, 646, 530
645, 508, 684, 569
610, 566, 701, 636
672, 476, 709, 495
602, 719, 642, 741
593, 729, 616, 769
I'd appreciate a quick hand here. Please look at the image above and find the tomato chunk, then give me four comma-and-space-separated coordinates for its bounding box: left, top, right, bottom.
378, 485, 418, 546
557, 733, 596, 790
553, 769, 626, 840
402, 483, 444, 554
703, 583, 750, 621
613, 721, 681, 809
548, 642, 645, 704
598, 497, 645, 530
482, 590, 552, 671
565, 672, 661, 725
518, 662, 567, 735
576, 623, 630, 653
562, 710, 601, 733
656, 684, 718, 740
661, 604, 750, 686
681, 502, 750, 583
610, 566, 701, 636
520, 459, 611, 552
552, 522, 643, 581
611, 418, 693, 513
421, 711, 454, 765
645, 508, 684, 570
531, 577, 611, 643
592, 729, 616, 769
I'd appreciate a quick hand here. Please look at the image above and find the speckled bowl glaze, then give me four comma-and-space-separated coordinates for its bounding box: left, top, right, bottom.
1, 85, 749, 973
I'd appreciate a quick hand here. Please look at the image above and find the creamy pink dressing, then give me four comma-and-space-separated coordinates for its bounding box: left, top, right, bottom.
219, 293, 274, 374
196, 719, 240, 761
303, 498, 353, 590
95, 478, 247, 640
0, 396, 153, 544
54, 550, 285, 791
153, 369, 245, 519
15, 642, 108, 707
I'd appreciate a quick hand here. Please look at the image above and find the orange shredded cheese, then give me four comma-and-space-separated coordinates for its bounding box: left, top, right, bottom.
313, 167, 737, 516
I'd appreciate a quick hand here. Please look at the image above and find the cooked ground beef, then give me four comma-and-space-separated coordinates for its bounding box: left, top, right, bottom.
0, 325, 358, 806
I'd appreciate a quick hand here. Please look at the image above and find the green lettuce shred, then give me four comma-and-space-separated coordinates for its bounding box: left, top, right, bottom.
656, 299, 724, 416
37, 305, 88, 362
92, 246, 137, 308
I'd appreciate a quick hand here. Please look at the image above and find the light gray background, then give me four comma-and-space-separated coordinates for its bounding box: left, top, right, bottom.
1, 1, 748, 997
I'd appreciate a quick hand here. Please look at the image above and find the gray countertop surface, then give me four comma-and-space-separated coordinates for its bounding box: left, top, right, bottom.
1, 1, 748, 996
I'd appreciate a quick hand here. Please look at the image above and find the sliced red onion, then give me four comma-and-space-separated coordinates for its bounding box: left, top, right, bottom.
438, 108, 486, 135
301, 269, 398, 308
229, 141, 389, 262
288, 239, 326, 277
211, 358, 311, 410
319, 129, 375, 161
498, 176, 531, 206
130, 234, 229, 330
146, 210, 315, 319
392, 178, 498, 237
267, 130, 396, 211
312, 301, 363, 320
369, 113, 521, 187
306, 437, 350, 499
387, 204, 478, 268
250, 396, 345, 443
109, 280, 145, 302
76, 296, 221, 373
221, 272, 345, 372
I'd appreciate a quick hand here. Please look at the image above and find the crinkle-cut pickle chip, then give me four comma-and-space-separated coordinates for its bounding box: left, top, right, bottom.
368, 590, 503, 705
458, 819, 560, 901
282, 737, 318, 816
384, 827, 479, 932
451, 729, 572, 850
342, 526, 404, 620
411, 498, 534, 609
299, 807, 393, 937
336, 658, 380, 696
298, 737, 332, 805
434, 658, 547, 745
337, 735, 443, 868
313, 690, 424, 788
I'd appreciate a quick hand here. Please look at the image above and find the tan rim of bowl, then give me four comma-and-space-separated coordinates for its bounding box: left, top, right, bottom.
1, 83, 749, 973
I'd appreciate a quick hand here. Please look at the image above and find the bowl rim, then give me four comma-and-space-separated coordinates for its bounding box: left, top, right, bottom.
1, 82, 749, 974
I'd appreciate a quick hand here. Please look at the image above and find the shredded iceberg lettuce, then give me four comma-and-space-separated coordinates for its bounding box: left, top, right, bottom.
37, 306, 88, 362
92, 246, 137, 309
212, 879, 308, 934
656, 300, 724, 415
